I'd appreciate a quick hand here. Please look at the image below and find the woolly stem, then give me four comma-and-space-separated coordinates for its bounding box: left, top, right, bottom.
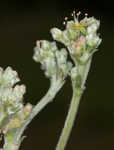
3, 78, 64, 150
56, 59, 92, 150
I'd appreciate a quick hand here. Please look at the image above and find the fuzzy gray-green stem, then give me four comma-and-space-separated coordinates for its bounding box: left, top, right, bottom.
56, 87, 83, 150
15, 78, 64, 143
3, 78, 64, 150
56, 59, 92, 150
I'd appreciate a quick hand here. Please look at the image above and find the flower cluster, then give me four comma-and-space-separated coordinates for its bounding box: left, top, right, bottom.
33, 12, 101, 87
0, 12, 102, 150
0, 67, 26, 125
51, 12, 101, 64
33, 40, 72, 80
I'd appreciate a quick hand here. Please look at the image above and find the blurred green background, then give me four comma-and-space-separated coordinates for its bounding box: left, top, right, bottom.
0, 0, 113, 150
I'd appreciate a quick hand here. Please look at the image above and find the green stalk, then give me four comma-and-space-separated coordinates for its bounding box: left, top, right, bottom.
56, 59, 92, 150
14, 78, 64, 144
56, 87, 83, 150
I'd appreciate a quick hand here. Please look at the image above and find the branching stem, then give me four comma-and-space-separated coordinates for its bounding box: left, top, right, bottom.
3, 78, 64, 150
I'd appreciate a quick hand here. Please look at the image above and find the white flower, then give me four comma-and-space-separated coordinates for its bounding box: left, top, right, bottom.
87, 23, 99, 34
86, 34, 101, 47
51, 28, 63, 40
0, 67, 20, 87
0, 67, 26, 115
41, 40, 50, 50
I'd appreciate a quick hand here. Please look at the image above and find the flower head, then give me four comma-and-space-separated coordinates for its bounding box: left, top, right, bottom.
0, 67, 26, 117
33, 40, 72, 80
51, 11, 102, 64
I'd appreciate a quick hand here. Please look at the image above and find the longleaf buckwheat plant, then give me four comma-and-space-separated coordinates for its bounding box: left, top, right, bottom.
0, 11, 101, 150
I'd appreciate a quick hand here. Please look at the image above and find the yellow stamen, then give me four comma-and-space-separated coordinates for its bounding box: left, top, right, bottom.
72, 24, 84, 30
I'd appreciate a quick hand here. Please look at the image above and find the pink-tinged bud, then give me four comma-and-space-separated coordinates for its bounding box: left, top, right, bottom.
9, 101, 14, 105
24, 103, 33, 113
73, 36, 85, 49
36, 40, 42, 47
